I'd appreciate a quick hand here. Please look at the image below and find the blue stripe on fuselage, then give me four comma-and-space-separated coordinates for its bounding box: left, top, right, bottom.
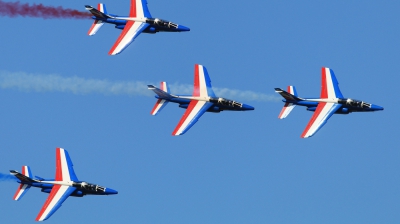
283, 100, 318, 107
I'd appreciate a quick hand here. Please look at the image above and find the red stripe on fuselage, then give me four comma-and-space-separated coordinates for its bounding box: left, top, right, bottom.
172, 100, 199, 135
320, 68, 328, 98
193, 64, 200, 97
301, 102, 327, 138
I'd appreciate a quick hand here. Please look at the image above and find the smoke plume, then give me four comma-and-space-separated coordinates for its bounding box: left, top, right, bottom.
0, 1, 90, 19
0, 173, 17, 182
0, 71, 280, 102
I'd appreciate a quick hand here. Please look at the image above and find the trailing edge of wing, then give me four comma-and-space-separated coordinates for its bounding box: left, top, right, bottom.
301, 102, 342, 138
172, 101, 213, 135
35, 185, 76, 221
108, 22, 149, 55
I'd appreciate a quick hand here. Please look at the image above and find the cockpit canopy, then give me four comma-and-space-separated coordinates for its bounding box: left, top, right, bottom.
210, 97, 243, 108
339, 98, 371, 108
151, 18, 178, 29
74, 181, 106, 192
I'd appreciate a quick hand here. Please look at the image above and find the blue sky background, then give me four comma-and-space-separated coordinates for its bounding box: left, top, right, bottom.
0, 0, 398, 223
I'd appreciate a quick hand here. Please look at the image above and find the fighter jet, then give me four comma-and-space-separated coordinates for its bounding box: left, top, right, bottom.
85, 0, 190, 55
10, 148, 118, 221
275, 67, 384, 138
148, 64, 254, 135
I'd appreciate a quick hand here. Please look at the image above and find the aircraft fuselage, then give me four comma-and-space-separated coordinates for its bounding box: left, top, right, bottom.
283, 97, 384, 114
92, 15, 190, 33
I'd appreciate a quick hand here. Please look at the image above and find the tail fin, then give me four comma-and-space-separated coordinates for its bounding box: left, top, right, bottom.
85, 4, 109, 36
148, 82, 173, 116
11, 166, 35, 201
275, 86, 299, 119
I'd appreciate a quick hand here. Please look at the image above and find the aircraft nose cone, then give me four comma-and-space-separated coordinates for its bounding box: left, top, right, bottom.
371, 104, 384, 110
178, 25, 190, 31
242, 104, 254, 110
105, 188, 118, 195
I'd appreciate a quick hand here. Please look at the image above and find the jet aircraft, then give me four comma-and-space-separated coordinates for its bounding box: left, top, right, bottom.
148, 64, 255, 135
85, 0, 190, 55
10, 148, 118, 221
275, 67, 384, 138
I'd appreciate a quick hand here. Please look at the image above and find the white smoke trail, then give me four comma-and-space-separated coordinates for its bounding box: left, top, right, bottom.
0, 71, 279, 102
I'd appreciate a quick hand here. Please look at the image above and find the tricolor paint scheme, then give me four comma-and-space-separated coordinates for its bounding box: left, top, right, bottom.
85, 0, 190, 55
10, 148, 117, 221
148, 64, 254, 135
275, 67, 384, 138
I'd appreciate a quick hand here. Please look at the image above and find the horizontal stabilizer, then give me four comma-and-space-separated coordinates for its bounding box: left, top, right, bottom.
11, 166, 35, 201
278, 103, 296, 119
277, 86, 298, 119
149, 82, 171, 115
86, 4, 109, 36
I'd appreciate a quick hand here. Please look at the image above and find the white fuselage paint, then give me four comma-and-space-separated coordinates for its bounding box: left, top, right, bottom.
303, 98, 339, 103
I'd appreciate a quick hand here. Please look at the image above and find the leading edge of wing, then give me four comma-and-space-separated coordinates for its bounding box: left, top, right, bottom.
301, 102, 342, 138
36, 185, 76, 221
108, 21, 149, 55
172, 101, 213, 136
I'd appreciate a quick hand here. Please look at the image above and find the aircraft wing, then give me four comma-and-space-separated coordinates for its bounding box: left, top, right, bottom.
131, 0, 152, 18
108, 22, 149, 55
108, 0, 152, 55
35, 185, 76, 221
193, 64, 216, 97
321, 67, 344, 99
55, 148, 79, 182
172, 101, 214, 135
301, 102, 342, 138
35, 148, 79, 221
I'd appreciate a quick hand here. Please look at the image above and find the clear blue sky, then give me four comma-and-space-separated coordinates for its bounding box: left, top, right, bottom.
0, 0, 398, 223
